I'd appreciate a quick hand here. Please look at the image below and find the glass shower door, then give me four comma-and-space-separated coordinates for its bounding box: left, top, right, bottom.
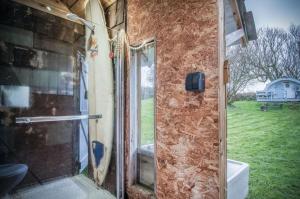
0, 54, 80, 187
0, 0, 87, 188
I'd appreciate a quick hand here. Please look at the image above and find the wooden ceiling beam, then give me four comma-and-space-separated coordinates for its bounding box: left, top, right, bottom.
13, 0, 76, 21
67, 0, 89, 17
100, 0, 116, 9
13, 0, 116, 21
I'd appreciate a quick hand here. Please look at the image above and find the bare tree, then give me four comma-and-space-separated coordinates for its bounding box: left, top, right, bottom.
227, 46, 254, 104
284, 24, 300, 79
245, 25, 300, 82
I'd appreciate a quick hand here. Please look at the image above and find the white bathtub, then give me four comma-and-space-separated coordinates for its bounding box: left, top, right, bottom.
227, 159, 249, 199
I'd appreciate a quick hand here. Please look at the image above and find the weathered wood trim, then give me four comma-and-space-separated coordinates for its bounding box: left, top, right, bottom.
128, 47, 139, 186
225, 28, 244, 47
105, 0, 125, 29
223, 60, 230, 85
100, 0, 116, 9
218, 0, 227, 198
68, 0, 89, 18
229, 0, 247, 45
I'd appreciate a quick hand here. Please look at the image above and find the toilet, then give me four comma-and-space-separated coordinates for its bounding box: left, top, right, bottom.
0, 164, 28, 197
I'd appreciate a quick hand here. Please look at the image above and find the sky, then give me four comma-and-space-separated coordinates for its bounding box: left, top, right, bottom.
242, 0, 300, 92
245, 0, 300, 30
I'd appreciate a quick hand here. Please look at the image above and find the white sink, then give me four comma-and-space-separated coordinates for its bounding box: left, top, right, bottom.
227, 159, 249, 199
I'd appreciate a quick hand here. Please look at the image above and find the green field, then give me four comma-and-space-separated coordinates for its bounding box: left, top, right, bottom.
141, 99, 300, 198
141, 98, 155, 145
228, 101, 300, 199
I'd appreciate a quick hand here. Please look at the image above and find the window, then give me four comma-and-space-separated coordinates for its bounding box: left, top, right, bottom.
130, 41, 155, 189
285, 83, 290, 88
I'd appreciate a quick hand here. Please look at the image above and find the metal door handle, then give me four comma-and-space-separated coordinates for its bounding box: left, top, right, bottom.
15, 114, 102, 124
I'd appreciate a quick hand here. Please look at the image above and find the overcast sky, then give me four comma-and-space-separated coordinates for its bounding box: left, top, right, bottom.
242, 0, 300, 92
245, 0, 300, 29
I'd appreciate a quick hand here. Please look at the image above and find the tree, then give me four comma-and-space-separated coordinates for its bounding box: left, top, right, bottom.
227, 25, 300, 104
245, 25, 300, 82
227, 45, 254, 104
284, 24, 300, 79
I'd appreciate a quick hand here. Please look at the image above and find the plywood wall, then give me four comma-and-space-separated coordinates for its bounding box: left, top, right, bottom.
126, 0, 222, 198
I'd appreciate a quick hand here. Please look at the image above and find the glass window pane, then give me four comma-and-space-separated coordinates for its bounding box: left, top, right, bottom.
134, 42, 155, 189
140, 45, 155, 146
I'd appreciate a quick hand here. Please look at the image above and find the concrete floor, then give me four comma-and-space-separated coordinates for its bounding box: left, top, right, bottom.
8, 175, 115, 199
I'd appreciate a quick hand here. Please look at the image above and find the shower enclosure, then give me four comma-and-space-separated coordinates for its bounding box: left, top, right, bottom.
0, 0, 90, 188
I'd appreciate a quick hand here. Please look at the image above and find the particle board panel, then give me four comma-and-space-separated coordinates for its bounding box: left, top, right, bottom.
126, 0, 222, 198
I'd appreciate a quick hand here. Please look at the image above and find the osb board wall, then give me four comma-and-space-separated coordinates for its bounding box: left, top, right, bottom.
126, 0, 221, 198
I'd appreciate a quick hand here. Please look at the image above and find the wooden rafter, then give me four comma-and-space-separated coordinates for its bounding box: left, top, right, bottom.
229, 0, 248, 45
12, 0, 78, 22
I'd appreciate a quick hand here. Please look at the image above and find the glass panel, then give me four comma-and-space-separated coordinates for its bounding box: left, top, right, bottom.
134, 42, 155, 189
140, 44, 155, 146
0, 0, 84, 188
0, 85, 30, 108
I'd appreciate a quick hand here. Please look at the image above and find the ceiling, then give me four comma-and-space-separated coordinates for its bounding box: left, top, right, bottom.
99, 0, 116, 8
60, 0, 115, 17
12, 0, 115, 23
61, 0, 115, 10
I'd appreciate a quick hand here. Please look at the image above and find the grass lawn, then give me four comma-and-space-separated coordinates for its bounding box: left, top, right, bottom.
141, 98, 155, 145
228, 101, 300, 199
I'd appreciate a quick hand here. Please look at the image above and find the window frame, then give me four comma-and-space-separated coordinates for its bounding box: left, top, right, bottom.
129, 38, 157, 191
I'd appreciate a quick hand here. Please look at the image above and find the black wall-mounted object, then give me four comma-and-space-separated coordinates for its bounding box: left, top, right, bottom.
185, 72, 205, 92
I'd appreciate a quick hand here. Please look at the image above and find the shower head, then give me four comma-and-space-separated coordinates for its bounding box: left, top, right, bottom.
66, 13, 95, 32
66, 13, 80, 21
